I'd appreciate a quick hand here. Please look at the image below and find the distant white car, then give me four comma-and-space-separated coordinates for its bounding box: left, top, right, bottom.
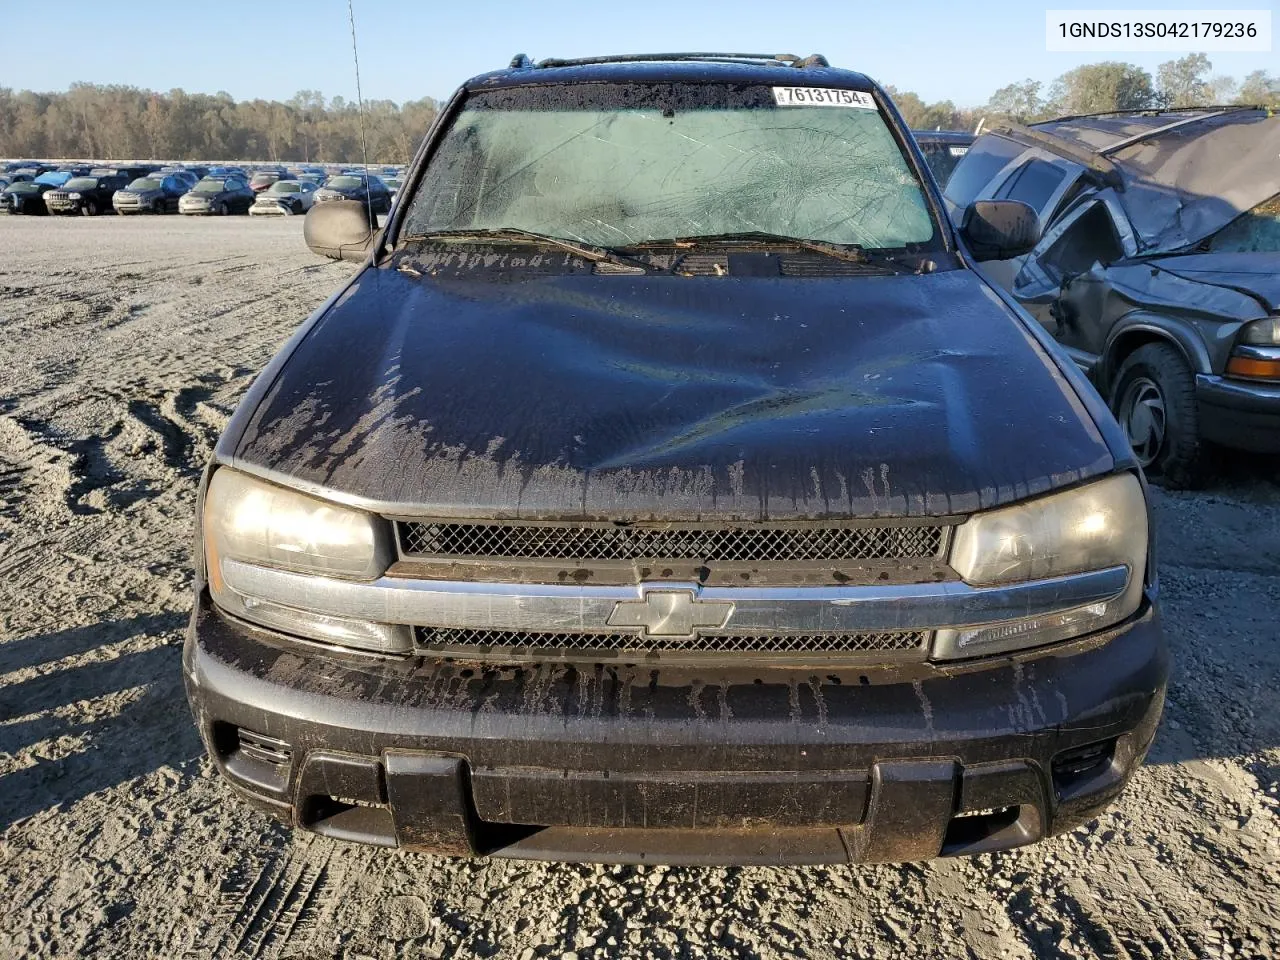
249, 179, 319, 216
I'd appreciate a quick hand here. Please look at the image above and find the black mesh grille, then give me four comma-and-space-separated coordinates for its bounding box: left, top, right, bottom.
398, 521, 943, 562
414, 626, 927, 656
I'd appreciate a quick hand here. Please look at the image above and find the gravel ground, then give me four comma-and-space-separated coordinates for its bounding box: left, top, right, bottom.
0, 215, 1277, 960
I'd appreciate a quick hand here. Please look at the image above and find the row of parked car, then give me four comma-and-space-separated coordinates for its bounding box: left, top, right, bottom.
0, 162, 402, 217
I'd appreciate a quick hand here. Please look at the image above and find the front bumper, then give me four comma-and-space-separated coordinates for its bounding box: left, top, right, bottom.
45, 199, 83, 214
185, 592, 1167, 865
115, 197, 162, 214
1197, 374, 1280, 453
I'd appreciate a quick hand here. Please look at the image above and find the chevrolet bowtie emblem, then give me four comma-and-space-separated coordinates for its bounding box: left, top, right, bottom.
607, 588, 733, 639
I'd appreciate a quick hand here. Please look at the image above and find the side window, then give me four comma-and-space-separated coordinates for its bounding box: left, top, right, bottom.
1036, 202, 1124, 283
943, 135, 1024, 210
995, 159, 1067, 218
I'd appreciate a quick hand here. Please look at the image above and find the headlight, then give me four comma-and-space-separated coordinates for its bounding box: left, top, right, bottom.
935, 473, 1147, 659
1238, 317, 1280, 346
204, 469, 404, 652
67, 192, 81, 199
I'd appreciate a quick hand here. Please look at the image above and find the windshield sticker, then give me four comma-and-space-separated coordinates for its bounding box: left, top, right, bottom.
772, 87, 877, 109
948, 146, 970, 156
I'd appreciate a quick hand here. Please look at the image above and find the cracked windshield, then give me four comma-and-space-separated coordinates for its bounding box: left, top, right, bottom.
402, 84, 936, 249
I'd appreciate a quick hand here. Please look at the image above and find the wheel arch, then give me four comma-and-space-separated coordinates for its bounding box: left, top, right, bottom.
1100, 315, 1211, 399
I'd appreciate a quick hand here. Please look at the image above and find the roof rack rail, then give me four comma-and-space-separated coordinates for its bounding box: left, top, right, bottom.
1035, 103, 1257, 125
530, 52, 830, 69
1095, 107, 1257, 155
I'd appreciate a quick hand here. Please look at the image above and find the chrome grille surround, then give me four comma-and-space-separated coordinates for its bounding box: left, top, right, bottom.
398, 519, 945, 563
218, 559, 1131, 664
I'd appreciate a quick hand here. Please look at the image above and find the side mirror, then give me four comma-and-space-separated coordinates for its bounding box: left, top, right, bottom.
304, 199, 382, 261
960, 200, 1040, 262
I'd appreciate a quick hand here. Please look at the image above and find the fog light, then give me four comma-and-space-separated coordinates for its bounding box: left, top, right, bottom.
223, 592, 410, 653
933, 600, 1121, 659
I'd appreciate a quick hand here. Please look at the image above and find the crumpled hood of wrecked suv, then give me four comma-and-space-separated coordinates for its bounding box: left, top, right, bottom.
228, 264, 1113, 520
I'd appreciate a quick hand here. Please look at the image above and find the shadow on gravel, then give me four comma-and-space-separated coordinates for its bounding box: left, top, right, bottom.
0, 611, 186, 675
0, 611, 201, 832
1199, 448, 1280, 498
1144, 448, 1280, 771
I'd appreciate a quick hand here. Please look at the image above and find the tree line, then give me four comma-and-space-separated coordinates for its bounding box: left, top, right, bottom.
0, 85, 439, 163
1, 54, 1276, 162
889, 53, 1278, 130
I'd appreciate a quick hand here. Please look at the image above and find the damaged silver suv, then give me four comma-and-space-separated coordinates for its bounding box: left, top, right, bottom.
184, 53, 1167, 865
945, 107, 1280, 486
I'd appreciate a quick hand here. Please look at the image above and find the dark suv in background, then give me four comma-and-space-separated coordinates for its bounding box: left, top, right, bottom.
1, 178, 55, 214
113, 173, 190, 214
44, 174, 129, 215
312, 172, 392, 214
944, 108, 1280, 485
179, 175, 256, 215
185, 52, 1166, 866
912, 129, 975, 188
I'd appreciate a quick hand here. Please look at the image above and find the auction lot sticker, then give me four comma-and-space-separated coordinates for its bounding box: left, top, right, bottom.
773, 87, 877, 108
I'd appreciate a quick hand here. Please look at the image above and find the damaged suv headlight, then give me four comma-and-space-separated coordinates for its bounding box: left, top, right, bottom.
935, 473, 1147, 659
203, 468, 405, 652
1238, 317, 1280, 346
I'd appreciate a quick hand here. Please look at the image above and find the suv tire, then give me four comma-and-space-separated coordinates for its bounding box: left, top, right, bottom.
1111, 341, 1207, 488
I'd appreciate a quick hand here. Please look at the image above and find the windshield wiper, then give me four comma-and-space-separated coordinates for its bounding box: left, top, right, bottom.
400, 227, 652, 272
627, 232, 916, 271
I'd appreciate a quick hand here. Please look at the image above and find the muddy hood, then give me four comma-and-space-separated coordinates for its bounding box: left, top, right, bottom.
231, 265, 1112, 520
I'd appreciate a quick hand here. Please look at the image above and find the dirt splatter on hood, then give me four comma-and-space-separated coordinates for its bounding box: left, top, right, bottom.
228, 263, 1112, 520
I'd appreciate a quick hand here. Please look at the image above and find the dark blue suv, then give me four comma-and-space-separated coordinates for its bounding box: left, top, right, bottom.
184, 53, 1166, 865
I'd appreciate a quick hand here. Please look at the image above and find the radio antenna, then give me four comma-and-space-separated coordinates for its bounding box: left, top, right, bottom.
346, 0, 375, 231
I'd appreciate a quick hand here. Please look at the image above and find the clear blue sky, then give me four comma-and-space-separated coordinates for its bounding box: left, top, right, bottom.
2, 0, 1275, 107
